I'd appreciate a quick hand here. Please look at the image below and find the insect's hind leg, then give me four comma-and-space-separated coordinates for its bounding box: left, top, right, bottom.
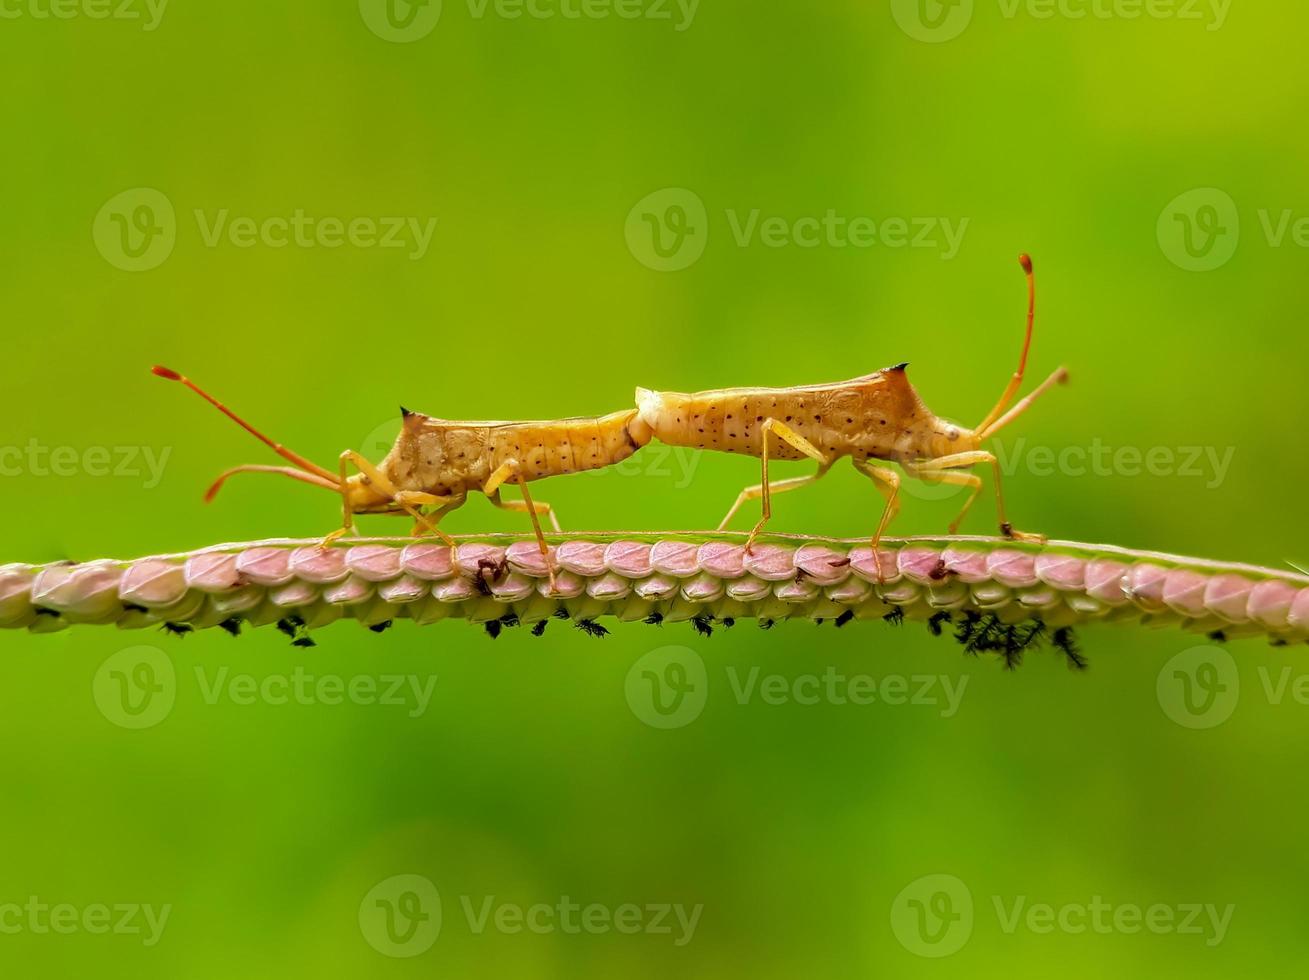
911, 450, 1046, 542
740, 419, 832, 552
717, 467, 831, 533
483, 459, 557, 590
852, 459, 901, 582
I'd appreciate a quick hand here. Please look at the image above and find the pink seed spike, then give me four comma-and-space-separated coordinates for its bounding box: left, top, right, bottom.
847, 546, 901, 585
555, 541, 607, 577
119, 559, 188, 608
1162, 568, 1211, 618
742, 544, 797, 582
186, 552, 244, 593
1124, 563, 1169, 611
940, 546, 992, 584
400, 542, 455, 581
288, 546, 349, 584
696, 542, 746, 580
1288, 588, 1309, 632
605, 541, 652, 578
1033, 552, 1086, 591
454, 544, 506, 577
650, 540, 700, 578
898, 547, 946, 585
794, 545, 851, 586
506, 541, 555, 578
234, 547, 294, 587
345, 545, 402, 582
1248, 580, 1298, 632
1085, 558, 1131, 605
681, 573, 725, 604
1203, 573, 1256, 624
542, 570, 585, 598
986, 549, 1038, 589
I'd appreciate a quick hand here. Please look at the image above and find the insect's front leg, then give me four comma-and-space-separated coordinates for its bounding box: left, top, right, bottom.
323, 450, 459, 550
739, 419, 832, 553
483, 459, 557, 591
910, 451, 1046, 543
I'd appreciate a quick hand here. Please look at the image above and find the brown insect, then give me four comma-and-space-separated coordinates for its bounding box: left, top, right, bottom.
634, 255, 1068, 573
151, 366, 653, 584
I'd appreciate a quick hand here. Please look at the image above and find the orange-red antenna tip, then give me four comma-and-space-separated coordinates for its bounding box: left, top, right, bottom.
151, 365, 182, 381
1019, 254, 1033, 274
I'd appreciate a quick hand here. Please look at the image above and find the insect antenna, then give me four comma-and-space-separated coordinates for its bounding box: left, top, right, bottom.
976, 254, 1037, 434
151, 366, 339, 485
203, 465, 339, 502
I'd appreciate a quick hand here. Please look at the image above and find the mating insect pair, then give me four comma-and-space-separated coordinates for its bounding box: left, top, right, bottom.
154, 255, 1067, 584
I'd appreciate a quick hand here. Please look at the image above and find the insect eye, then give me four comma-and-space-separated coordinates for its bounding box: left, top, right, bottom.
946, 427, 959, 441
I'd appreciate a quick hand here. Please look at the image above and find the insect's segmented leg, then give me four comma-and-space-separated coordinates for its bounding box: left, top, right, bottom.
483, 459, 557, 590
853, 460, 900, 582
739, 419, 831, 553
717, 467, 831, 533
905, 465, 983, 534
911, 450, 1046, 543
324, 450, 458, 550
488, 491, 563, 533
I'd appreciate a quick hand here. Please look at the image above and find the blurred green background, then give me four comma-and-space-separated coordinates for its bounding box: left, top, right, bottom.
3, 0, 1308, 975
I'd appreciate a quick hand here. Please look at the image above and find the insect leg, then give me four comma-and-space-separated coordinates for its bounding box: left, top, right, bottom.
717, 467, 831, 532
852, 460, 901, 582
912, 451, 1046, 542
325, 450, 459, 549
488, 490, 563, 533
903, 463, 983, 534
742, 419, 831, 552
484, 459, 557, 589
